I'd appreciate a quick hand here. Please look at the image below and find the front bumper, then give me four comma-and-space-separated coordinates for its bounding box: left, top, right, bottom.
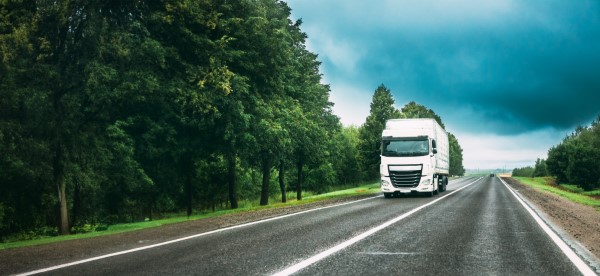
380, 176, 434, 193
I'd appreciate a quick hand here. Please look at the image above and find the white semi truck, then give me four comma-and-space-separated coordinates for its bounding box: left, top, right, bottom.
380, 118, 449, 198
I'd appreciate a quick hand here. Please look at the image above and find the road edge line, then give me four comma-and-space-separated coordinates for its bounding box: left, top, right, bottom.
270, 177, 483, 276
499, 177, 596, 276
16, 195, 382, 276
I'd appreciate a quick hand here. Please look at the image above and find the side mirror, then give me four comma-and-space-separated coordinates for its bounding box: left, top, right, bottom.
432, 149, 437, 154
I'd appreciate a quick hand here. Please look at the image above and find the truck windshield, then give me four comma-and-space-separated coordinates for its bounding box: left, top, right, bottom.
382, 138, 429, 157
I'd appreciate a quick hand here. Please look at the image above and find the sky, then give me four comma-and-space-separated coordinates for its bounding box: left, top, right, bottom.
285, 0, 600, 170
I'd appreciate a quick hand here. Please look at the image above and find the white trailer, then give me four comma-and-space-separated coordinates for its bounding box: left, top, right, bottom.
380, 118, 449, 198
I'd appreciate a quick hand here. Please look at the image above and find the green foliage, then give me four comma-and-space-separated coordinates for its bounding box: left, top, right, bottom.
358, 84, 400, 180
0, 0, 362, 240
532, 158, 548, 177
400, 101, 445, 128
448, 133, 465, 176
330, 126, 363, 185
546, 115, 600, 191
512, 166, 534, 177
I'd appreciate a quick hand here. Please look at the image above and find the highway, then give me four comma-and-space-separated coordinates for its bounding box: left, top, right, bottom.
20, 176, 594, 275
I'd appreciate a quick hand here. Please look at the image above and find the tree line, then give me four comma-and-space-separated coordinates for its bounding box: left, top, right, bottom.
0, 1, 464, 239
512, 158, 548, 178
512, 115, 600, 191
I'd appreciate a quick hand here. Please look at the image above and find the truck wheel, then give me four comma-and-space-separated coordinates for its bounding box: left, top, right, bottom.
439, 176, 446, 192
442, 176, 448, 192
443, 176, 448, 191
384, 193, 393, 198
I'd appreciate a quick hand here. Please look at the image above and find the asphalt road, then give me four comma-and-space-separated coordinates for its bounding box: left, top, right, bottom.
25, 176, 592, 275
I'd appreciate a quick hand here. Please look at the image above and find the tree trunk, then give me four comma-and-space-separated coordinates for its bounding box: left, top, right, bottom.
296, 159, 303, 200
72, 177, 81, 228
149, 200, 153, 221
279, 160, 286, 203
228, 152, 238, 209
260, 155, 272, 206
184, 154, 194, 217
54, 144, 69, 235
185, 174, 192, 217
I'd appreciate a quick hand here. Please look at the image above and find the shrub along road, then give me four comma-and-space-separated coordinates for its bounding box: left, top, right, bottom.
3, 176, 597, 275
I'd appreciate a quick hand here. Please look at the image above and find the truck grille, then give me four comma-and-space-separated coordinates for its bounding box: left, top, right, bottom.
389, 170, 421, 187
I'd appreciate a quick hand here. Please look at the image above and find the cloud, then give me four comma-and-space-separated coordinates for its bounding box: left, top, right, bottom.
286, 0, 600, 168
302, 25, 365, 75
328, 83, 372, 126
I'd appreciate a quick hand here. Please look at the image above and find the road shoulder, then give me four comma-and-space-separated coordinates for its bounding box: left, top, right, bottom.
502, 177, 600, 274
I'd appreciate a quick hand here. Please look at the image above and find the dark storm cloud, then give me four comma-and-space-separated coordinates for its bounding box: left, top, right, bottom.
288, 0, 600, 135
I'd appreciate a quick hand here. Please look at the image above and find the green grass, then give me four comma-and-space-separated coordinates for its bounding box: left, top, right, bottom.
514, 177, 600, 209
0, 182, 380, 250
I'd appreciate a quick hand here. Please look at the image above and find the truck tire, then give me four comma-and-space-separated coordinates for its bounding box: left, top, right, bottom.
442, 176, 448, 192
439, 176, 446, 192
384, 193, 393, 198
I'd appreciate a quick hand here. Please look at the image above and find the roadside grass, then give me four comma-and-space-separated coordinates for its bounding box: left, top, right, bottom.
513, 177, 600, 209
0, 182, 380, 250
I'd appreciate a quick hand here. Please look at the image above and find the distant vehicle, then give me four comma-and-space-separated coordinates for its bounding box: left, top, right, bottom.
380, 119, 449, 198
490, 173, 495, 177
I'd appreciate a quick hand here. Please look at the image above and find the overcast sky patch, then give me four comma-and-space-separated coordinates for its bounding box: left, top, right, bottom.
287, 0, 600, 169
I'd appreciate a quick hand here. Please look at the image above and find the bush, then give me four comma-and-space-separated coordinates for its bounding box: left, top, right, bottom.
566, 143, 600, 191
305, 163, 337, 194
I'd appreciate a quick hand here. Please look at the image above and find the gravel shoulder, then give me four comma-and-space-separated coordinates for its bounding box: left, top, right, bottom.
502, 177, 600, 272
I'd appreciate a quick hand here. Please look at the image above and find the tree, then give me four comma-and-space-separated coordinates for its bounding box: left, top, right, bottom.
358, 85, 400, 180
546, 116, 600, 190
400, 101, 444, 128
566, 143, 599, 191
533, 158, 548, 177
546, 142, 571, 183
448, 133, 465, 176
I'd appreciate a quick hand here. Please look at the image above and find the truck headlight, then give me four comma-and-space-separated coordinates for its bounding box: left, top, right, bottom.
420, 179, 431, 186
381, 179, 391, 187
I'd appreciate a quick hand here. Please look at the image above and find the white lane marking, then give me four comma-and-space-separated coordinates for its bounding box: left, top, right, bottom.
17, 195, 382, 276
499, 177, 596, 276
271, 177, 483, 276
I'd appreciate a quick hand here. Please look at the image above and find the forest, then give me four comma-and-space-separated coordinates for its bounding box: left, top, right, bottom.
0, 0, 464, 239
